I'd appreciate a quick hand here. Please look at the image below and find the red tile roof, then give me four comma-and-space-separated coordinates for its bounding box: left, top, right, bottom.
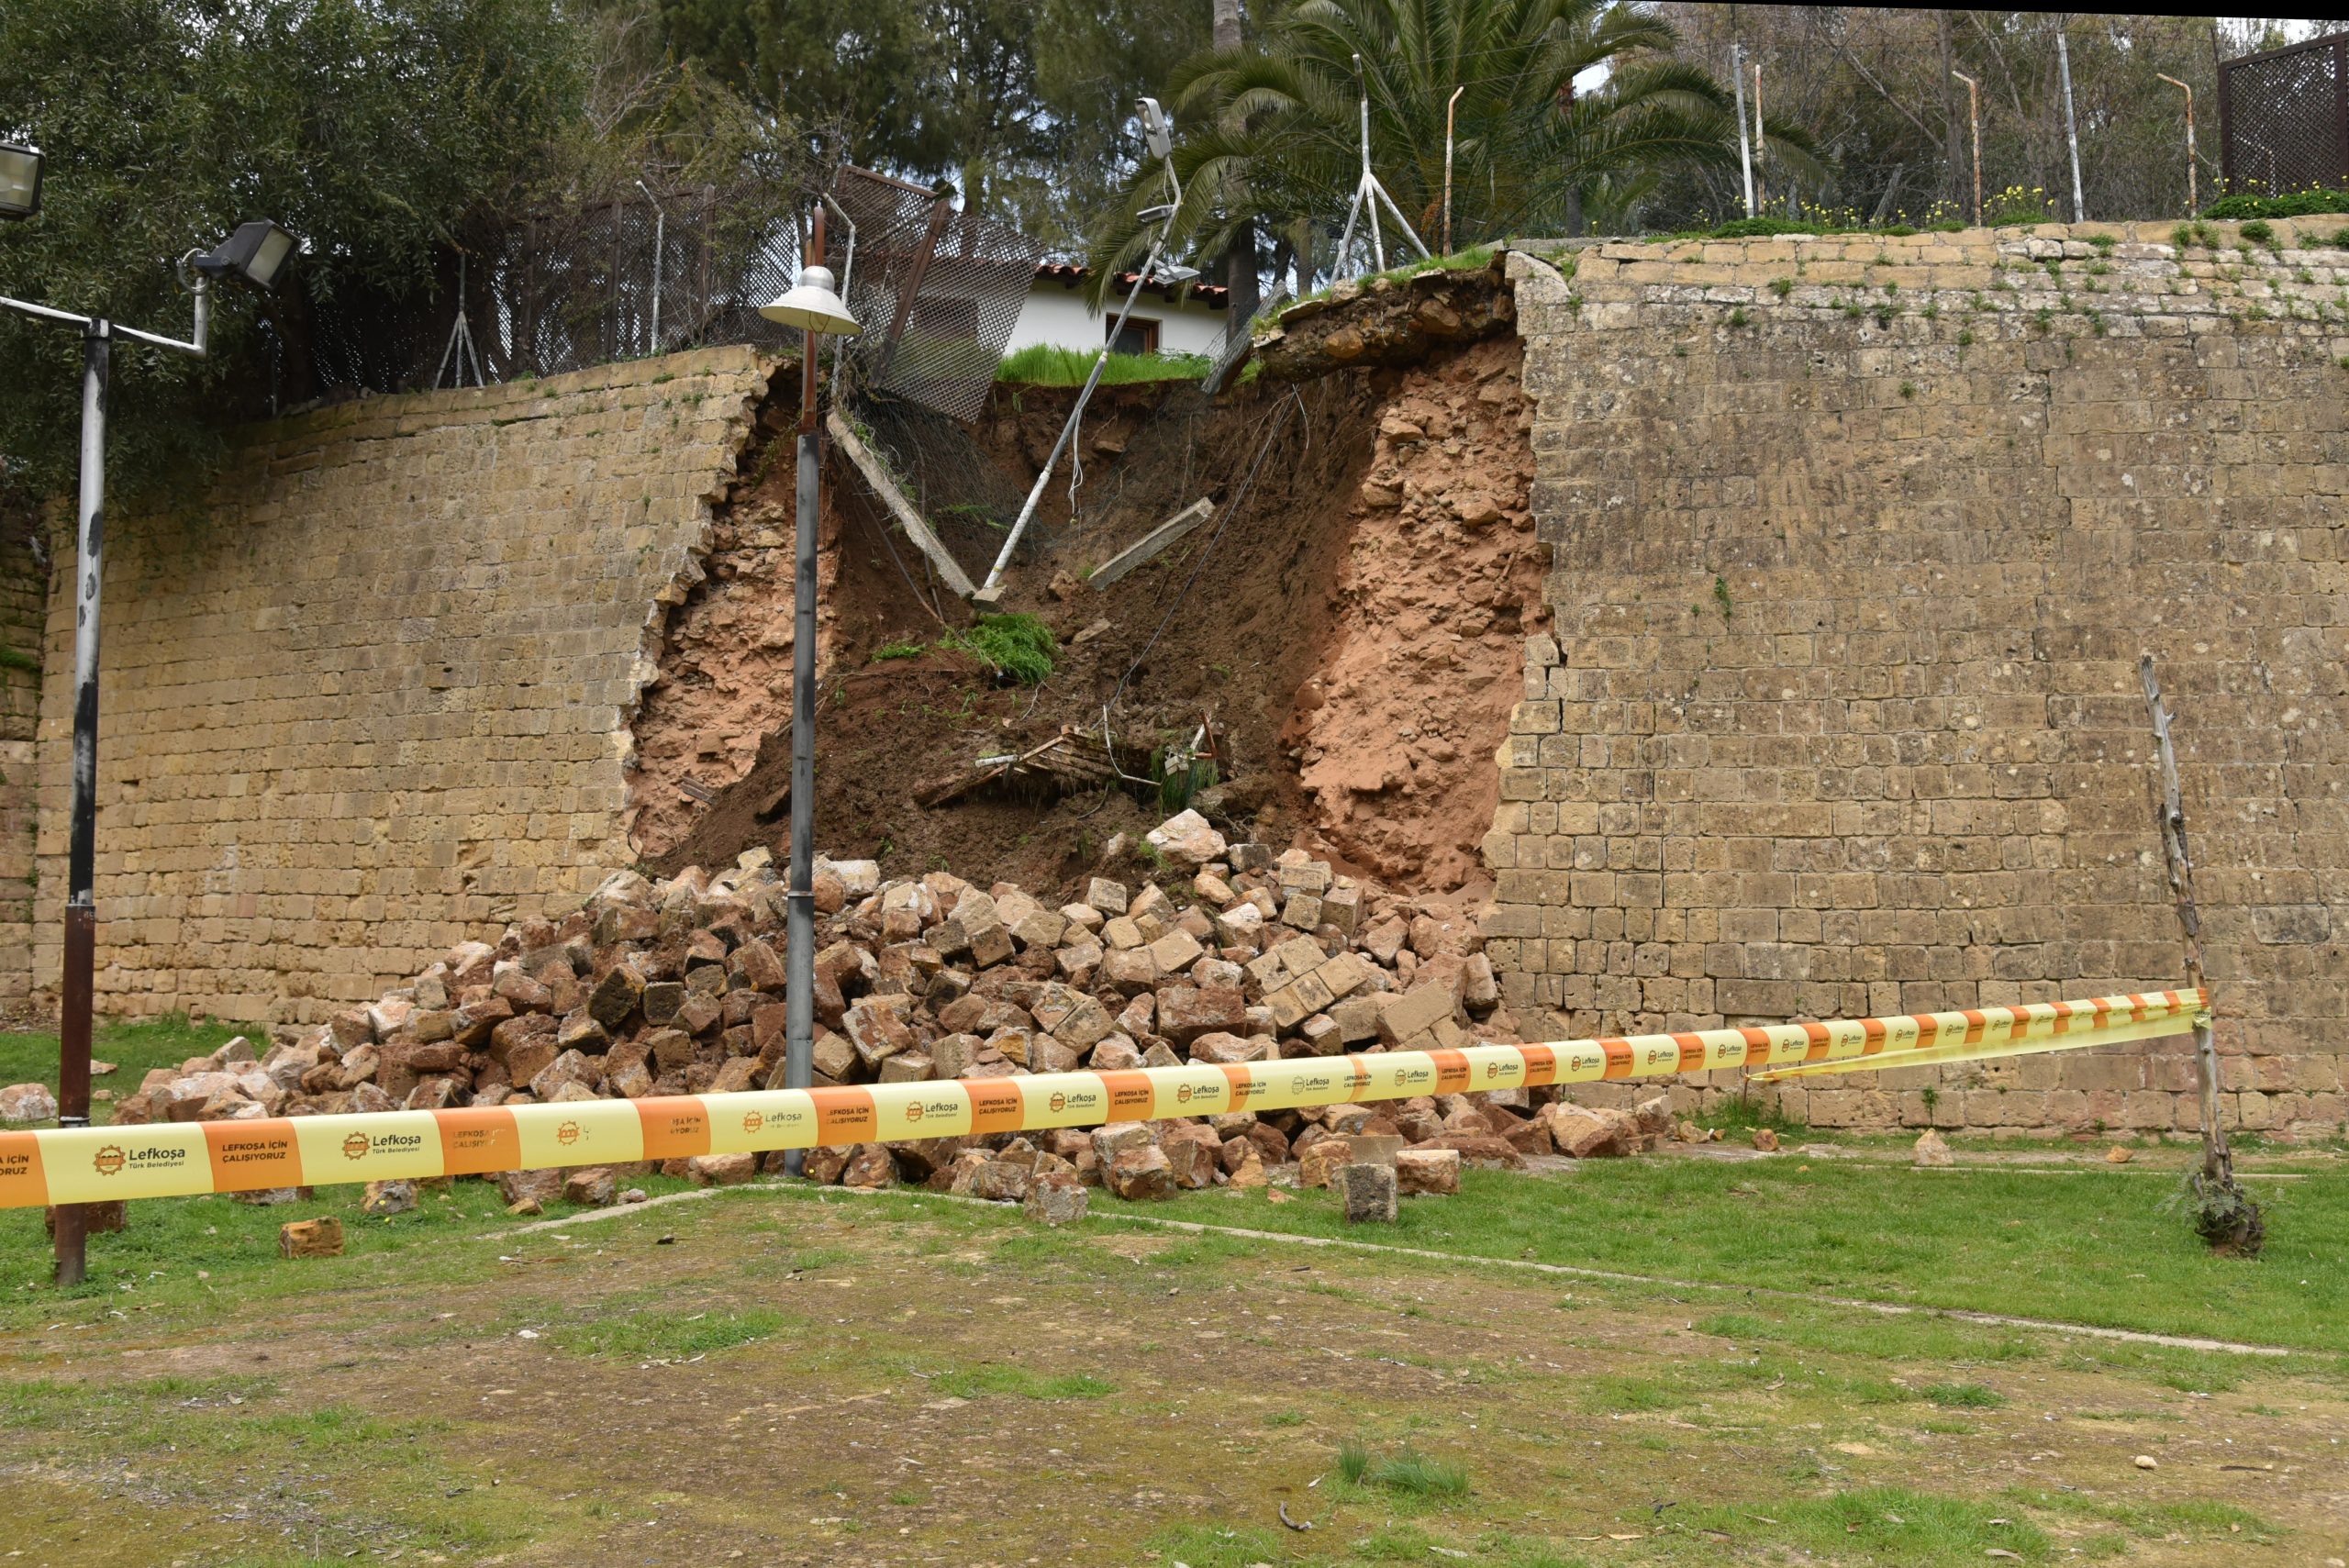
1032, 261, 1229, 308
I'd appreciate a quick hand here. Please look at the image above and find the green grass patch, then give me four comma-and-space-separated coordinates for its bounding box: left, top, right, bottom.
995, 343, 1209, 385
924, 1362, 1115, 1400
0, 645, 37, 673
1090, 1161, 2349, 1355
1338, 1437, 1471, 1498
869, 639, 925, 662
0, 1013, 262, 1120
1922, 1380, 2006, 1408
551, 1305, 795, 1362
941, 612, 1056, 684
1676, 1486, 2050, 1564
2203, 188, 2349, 221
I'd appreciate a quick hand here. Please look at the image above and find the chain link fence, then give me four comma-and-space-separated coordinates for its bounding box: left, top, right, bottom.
293, 166, 1041, 428
2220, 31, 2349, 198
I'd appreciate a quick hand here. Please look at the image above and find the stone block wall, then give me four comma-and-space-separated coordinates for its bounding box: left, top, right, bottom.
1495, 222, 2349, 1139
0, 519, 41, 1009
30, 347, 771, 1024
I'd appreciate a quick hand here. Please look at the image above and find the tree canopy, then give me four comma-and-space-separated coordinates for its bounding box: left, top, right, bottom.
1080, 0, 1816, 301
0, 0, 586, 500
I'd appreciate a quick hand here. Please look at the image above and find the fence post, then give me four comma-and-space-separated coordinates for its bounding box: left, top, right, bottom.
2336, 35, 2348, 193
2217, 58, 2235, 199
878, 191, 956, 377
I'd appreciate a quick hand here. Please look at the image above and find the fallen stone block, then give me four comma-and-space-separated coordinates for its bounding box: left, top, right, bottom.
361, 1179, 418, 1217
1105, 1144, 1176, 1201
1024, 1169, 1089, 1225
687, 1151, 758, 1186
1394, 1148, 1461, 1196
278, 1218, 344, 1259
1333, 1162, 1397, 1224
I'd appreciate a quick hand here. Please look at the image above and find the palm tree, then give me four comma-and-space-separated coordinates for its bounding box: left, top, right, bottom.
1087, 0, 1816, 299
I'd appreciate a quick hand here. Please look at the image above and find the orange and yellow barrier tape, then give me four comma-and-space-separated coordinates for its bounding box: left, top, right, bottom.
0, 990, 2201, 1209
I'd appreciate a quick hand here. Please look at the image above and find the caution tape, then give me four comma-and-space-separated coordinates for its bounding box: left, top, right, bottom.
0, 990, 2201, 1209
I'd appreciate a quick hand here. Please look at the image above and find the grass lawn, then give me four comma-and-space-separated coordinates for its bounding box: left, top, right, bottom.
0, 1014, 261, 1123
996, 342, 1213, 385
1094, 1161, 2349, 1359
1, 1171, 2340, 1567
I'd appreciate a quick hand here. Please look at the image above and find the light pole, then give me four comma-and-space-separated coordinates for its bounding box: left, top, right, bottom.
757, 207, 861, 1176
982, 97, 1192, 598
2, 155, 299, 1284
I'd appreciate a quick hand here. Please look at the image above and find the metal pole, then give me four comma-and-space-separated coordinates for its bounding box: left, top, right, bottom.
2056, 21, 2086, 222
1442, 84, 1464, 257
782, 207, 826, 1178
54, 322, 109, 1286
1953, 71, 1982, 226
1752, 58, 1766, 211
980, 150, 1182, 596
1731, 43, 1755, 218
1358, 58, 1384, 274
2158, 74, 2196, 216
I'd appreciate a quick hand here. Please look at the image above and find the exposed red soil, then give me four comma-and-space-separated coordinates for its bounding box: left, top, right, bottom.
632, 312, 1544, 905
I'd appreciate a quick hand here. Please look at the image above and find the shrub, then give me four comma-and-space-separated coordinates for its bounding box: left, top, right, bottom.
2202, 188, 2349, 221
943, 614, 1056, 684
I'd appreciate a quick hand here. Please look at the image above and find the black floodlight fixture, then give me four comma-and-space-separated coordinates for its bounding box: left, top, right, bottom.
193, 219, 299, 291
1139, 96, 1174, 161
0, 141, 41, 221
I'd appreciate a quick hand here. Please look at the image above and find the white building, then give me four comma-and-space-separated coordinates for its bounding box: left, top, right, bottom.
1006, 262, 1234, 358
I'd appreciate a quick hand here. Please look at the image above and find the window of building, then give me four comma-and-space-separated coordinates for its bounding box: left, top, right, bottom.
1109, 317, 1161, 356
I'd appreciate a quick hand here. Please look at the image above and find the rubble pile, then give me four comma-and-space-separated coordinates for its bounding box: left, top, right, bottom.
106, 809, 1694, 1207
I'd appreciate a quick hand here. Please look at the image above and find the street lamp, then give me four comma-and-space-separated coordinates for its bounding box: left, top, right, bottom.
0, 142, 41, 221
756, 217, 860, 1176
1, 213, 301, 1285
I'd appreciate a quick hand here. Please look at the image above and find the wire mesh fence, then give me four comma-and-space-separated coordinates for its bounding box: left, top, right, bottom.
294, 165, 1041, 427
2220, 31, 2349, 198
829, 168, 1043, 423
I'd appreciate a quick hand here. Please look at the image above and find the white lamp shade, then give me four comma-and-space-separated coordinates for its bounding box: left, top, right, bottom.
760, 264, 861, 335
0, 141, 40, 221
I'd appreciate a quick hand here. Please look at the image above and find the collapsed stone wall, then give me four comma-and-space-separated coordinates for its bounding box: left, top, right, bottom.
0, 518, 41, 1011
1497, 222, 2349, 1140
29, 348, 770, 1024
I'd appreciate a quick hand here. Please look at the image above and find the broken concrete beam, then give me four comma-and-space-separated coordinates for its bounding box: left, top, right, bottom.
825, 409, 978, 598
1087, 498, 1213, 588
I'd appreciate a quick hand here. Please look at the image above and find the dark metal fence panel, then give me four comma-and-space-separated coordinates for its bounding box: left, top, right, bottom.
302, 181, 804, 396
2219, 31, 2349, 197
296, 168, 1034, 425
830, 167, 1044, 423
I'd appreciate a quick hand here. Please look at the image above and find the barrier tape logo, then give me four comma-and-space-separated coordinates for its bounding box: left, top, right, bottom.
93, 1144, 126, 1177
556, 1120, 582, 1146
741, 1110, 764, 1134
342, 1132, 371, 1161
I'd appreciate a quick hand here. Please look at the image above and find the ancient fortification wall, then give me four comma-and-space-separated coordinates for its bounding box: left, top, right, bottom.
30, 347, 770, 1024
1495, 221, 2349, 1140
0, 522, 41, 1009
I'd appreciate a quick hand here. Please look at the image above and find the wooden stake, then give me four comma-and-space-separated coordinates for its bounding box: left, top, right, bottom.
2139, 656, 2259, 1250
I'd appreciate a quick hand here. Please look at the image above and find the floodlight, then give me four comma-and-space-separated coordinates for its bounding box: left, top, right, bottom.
1153, 263, 1202, 284
193, 220, 299, 290
1139, 97, 1174, 161
0, 142, 40, 221
759, 264, 861, 336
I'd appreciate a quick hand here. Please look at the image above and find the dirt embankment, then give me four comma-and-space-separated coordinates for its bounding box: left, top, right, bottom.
1286, 335, 1544, 890
629, 265, 1544, 903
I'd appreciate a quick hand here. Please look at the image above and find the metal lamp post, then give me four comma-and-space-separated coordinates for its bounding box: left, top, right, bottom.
756, 209, 860, 1177
3, 183, 299, 1284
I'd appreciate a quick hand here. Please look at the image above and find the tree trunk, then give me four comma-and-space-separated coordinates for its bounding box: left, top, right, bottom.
1213, 0, 1257, 323
1212, 0, 1241, 52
